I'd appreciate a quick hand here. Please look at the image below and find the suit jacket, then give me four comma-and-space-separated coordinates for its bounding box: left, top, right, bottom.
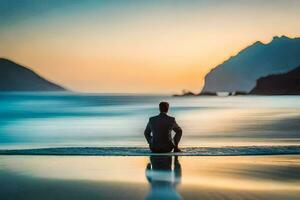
144, 113, 182, 151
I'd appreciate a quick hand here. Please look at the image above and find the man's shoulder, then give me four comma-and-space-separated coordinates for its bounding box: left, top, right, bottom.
150, 114, 175, 121
149, 116, 154, 121
149, 115, 158, 121
167, 115, 175, 121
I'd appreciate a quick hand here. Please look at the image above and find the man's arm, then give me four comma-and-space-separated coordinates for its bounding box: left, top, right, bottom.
172, 119, 182, 148
144, 120, 152, 144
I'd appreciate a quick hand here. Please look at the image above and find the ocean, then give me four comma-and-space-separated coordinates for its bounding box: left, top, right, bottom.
1, 92, 300, 154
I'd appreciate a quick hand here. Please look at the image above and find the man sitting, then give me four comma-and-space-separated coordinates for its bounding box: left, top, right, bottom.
144, 102, 182, 153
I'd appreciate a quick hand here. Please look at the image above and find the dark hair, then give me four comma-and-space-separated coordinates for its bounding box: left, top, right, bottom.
159, 102, 169, 113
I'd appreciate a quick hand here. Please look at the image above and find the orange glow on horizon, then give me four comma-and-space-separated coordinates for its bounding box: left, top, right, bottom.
1, 1, 300, 93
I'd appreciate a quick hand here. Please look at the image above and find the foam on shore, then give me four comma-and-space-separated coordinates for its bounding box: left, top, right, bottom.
1, 145, 300, 156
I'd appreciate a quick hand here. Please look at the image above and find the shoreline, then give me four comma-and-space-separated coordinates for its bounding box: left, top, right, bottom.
1, 145, 300, 156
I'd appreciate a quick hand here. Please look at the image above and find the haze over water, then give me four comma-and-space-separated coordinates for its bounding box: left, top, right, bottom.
1, 92, 299, 150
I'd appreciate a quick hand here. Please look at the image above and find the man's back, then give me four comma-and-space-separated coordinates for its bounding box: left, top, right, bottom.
144, 112, 182, 153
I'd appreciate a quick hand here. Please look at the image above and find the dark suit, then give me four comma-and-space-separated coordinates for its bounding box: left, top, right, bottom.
144, 113, 182, 153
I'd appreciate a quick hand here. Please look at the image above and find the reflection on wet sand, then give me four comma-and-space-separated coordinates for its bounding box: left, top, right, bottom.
145, 156, 182, 200
0, 156, 300, 200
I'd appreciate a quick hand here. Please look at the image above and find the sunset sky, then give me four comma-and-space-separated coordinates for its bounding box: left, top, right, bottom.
1, 0, 300, 93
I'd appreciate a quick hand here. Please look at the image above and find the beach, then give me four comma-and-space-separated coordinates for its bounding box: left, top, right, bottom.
1, 155, 300, 200
2, 1, 300, 199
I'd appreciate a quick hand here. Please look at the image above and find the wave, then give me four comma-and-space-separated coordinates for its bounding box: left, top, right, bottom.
0, 145, 300, 156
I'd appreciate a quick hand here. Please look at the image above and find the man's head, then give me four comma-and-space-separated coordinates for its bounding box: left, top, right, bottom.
159, 102, 169, 113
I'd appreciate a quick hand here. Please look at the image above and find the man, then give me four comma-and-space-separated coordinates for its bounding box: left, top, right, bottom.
144, 102, 182, 153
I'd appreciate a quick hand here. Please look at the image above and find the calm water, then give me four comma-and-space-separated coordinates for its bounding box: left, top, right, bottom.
1, 92, 300, 149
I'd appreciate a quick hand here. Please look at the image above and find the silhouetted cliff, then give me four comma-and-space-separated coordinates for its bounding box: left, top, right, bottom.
202, 36, 300, 92
0, 58, 66, 91
250, 66, 300, 95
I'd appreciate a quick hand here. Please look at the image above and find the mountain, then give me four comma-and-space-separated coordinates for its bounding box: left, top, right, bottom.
250, 65, 300, 95
202, 36, 300, 93
0, 58, 66, 91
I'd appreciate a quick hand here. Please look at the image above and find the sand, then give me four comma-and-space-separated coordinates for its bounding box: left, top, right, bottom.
1, 155, 300, 200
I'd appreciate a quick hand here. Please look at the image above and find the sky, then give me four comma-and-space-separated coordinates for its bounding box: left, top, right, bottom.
1, 0, 300, 93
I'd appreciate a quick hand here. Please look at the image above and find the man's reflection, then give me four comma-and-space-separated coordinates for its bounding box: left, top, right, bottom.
145, 156, 182, 200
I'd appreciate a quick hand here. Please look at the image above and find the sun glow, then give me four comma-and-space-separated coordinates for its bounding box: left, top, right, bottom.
1, 0, 300, 93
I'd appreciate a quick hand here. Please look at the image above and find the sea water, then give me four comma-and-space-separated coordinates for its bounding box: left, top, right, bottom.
0, 92, 300, 152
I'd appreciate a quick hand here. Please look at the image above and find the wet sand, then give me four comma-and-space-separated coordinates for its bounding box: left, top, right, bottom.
1, 155, 300, 200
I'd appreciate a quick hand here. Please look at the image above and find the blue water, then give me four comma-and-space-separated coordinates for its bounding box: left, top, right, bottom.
1, 92, 300, 152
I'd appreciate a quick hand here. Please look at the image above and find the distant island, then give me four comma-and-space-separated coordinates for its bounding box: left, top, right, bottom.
173, 90, 216, 97
250, 65, 300, 95
173, 90, 247, 97
202, 36, 300, 93
174, 65, 300, 97
0, 58, 66, 91
174, 35, 300, 97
